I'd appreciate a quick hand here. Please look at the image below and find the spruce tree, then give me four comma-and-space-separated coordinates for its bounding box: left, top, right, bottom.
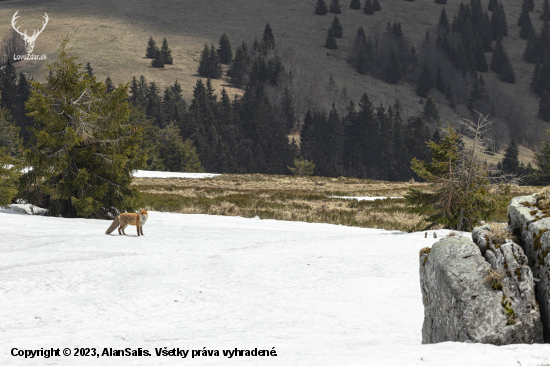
350, 0, 361, 9
331, 16, 344, 38
497, 3, 508, 36
21, 37, 146, 218
85, 62, 93, 77
498, 54, 515, 83
145, 36, 157, 58
373, 0, 381, 10
198, 43, 222, 79
105, 76, 115, 93
218, 33, 233, 65
262, 23, 276, 51
523, 28, 538, 63
540, 91, 550, 122
542, 0, 550, 21
229, 42, 249, 87
439, 8, 449, 29
423, 95, 440, 125
325, 28, 338, 49
518, 4, 533, 39
490, 38, 505, 73
416, 61, 433, 97
151, 48, 165, 68
468, 73, 488, 111
160, 38, 173, 65
329, 0, 342, 14
316, 0, 329, 14
488, 0, 498, 11
0, 107, 21, 208
501, 139, 519, 174
0, 59, 17, 112
524, 0, 535, 12
435, 0, 447, 4
364, 0, 374, 14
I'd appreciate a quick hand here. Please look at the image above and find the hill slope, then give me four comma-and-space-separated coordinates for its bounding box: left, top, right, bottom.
0, 0, 544, 154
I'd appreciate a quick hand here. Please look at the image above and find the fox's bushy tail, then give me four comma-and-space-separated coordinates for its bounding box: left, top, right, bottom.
105, 216, 120, 234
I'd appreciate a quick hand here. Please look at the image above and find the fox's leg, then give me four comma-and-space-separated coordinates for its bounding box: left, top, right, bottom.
118, 226, 122, 235
140, 226, 144, 236
120, 224, 128, 235
136, 225, 140, 237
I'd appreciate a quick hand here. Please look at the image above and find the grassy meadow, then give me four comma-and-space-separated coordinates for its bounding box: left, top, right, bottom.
134, 174, 542, 232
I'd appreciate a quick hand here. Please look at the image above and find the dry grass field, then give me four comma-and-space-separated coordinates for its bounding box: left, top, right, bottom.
0, 0, 545, 140
134, 174, 542, 232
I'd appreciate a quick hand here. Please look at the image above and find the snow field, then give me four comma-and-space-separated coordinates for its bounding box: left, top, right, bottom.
1, 210, 549, 365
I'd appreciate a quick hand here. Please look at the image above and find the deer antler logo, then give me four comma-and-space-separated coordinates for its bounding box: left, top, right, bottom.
11, 11, 49, 54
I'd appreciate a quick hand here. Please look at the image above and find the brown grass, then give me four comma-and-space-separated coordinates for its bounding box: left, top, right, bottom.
485, 268, 504, 290
134, 174, 541, 231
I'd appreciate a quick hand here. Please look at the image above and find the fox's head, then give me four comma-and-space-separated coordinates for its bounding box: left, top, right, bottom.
138, 208, 148, 219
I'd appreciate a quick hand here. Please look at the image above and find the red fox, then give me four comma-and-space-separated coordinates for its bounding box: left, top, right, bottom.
105, 209, 148, 236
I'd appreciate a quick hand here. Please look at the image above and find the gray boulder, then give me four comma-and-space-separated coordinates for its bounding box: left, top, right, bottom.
420, 235, 543, 344
508, 192, 550, 342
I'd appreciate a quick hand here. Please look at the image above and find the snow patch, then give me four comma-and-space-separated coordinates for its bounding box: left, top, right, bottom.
132, 170, 220, 179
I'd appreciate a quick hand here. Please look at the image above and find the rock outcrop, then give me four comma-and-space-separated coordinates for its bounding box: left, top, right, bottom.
420, 235, 543, 344
508, 190, 550, 342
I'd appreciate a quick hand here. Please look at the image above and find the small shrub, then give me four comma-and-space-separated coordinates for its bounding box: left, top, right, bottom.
485, 268, 504, 290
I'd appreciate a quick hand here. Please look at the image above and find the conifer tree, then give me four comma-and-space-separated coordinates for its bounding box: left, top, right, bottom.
405, 116, 511, 231
325, 28, 338, 49
435, 0, 447, 4
229, 42, 249, 87
468, 73, 488, 111
160, 38, 173, 65
439, 8, 449, 29
501, 139, 519, 175
105, 76, 114, 93
21, 37, 146, 218
315, 0, 329, 15
490, 39, 505, 73
331, 16, 343, 38
498, 53, 515, 83
542, 0, 550, 21
523, 28, 538, 63
218, 33, 233, 65
0, 107, 21, 208
422, 95, 440, 125
497, 3, 508, 36
262, 23, 276, 51
518, 4, 533, 39
146, 36, 157, 58
350, 0, 361, 9
524, 0, 535, 12
373, 0, 381, 10
416, 62, 433, 97
152, 48, 165, 68
364, 0, 374, 14
329, 0, 342, 14
0, 59, 17, 112
491, 40, 514, 83
158, 124, 204, 172
488, 0, 498, 11
85, 62, 93, 77
198, 44, 222, 79
540, 91, 550, 122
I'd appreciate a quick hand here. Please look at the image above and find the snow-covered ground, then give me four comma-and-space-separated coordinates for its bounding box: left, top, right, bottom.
331, 196, 403, 201
132, 170, 220, 179
1, 210, 549, 365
